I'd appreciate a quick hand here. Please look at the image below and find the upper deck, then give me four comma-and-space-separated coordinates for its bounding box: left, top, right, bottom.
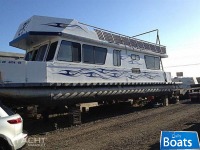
10, 15, 166, 57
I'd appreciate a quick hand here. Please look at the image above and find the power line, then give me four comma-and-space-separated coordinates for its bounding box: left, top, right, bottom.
165, 63, 200, 68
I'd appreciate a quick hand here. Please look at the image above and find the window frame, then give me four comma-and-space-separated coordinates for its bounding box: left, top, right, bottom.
45, 41, 58, 61
35, 44, 48, 61
82, 44, 107, 65
82, 44, 95, 64
113, 50, 121, 66
25, 42, 50, 61
25, 51, 34, 61
144, 55, 161, 70
154, 57, 161, 70
57, 40, 81, 63
31, 49, 38, 61
94, 46, 107, 65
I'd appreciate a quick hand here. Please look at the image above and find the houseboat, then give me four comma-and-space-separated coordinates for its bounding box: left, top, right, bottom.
0, 15, 176, 107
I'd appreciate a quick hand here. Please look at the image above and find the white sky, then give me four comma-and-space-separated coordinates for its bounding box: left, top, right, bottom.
163, 35, 200, 78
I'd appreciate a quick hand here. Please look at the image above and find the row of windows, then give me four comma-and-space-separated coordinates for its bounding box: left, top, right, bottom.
25, 41, 58, 61
57, 41, 122, 66
25, 40, 160, 70
25, 41, 108, 65
57, 41, 107, 65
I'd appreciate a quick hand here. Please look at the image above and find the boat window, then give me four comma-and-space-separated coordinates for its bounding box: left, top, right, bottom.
35, 44, 48, 61
154, 57, 160, 70
72, 43, 81, 62
25, 51, 34, 61
32, 50, 38, 61
25, 44, 48, 61
57, 41, 81, 62
46, 41, 58, 61
95, 47, 107, 65
83, 45, 94, 64
145, 55, 160, 70
82, 44, 107, 65
113, 50, 121, 66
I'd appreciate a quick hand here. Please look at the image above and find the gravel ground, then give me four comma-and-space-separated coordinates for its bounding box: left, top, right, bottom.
22, 100, 200, 150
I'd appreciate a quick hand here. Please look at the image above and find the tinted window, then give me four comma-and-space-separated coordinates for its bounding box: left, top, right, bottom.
113, 50, 121, 66
57, 41, 81, 62
145, 55, 160, 70
26, 44, 48, 61
32, 50, 38, 61
83, 45, 94, 63
83, 44, 107, 65
73, 43, 81, 62
25, 51, 34, 61
35, 44, 48, 61
154, 57, 160, 70
0, 105, 15, 116
46, 41, 58, 61
145, 56, 154, 69
95, 47, 107, 65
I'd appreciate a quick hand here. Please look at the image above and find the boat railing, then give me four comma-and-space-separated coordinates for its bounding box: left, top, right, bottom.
79, 22, 166, 54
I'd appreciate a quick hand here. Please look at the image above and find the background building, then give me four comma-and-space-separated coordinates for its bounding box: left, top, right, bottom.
0, 51, 24, 60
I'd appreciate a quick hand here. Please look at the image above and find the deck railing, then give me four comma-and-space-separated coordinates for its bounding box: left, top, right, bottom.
79, 22, 166, 54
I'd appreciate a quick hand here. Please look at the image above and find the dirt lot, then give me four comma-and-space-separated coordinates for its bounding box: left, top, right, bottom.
22, 100, 200, 150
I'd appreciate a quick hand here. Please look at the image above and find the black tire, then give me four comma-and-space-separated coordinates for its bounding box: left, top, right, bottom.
0, 140, 11, 150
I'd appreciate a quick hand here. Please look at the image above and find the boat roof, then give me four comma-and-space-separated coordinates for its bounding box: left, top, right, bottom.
10, 15, 167, 56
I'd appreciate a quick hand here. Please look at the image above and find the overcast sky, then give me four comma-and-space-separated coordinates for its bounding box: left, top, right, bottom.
0, 0, 200, 77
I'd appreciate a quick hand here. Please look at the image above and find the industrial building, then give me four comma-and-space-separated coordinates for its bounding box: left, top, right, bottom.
0, 51, 24, 60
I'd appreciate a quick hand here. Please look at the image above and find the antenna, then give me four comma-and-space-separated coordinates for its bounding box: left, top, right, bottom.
132, 29, 160, 45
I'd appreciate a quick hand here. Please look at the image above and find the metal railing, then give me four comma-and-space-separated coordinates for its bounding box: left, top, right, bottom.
79, 22, 166, 54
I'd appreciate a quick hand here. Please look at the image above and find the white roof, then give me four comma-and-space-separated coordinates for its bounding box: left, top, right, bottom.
10, 15, 167, 56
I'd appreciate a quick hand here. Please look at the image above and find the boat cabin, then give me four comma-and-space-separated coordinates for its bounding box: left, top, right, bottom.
0, 15, 171, 84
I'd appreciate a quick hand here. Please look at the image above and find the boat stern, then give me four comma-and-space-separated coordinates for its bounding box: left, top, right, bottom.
0, 59, 47, 84
0, 59, 26, 83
